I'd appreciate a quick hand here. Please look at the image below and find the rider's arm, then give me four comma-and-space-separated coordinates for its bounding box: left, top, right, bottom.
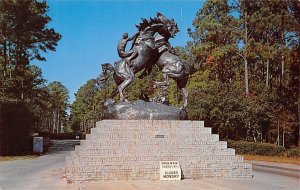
128, 32, 139, 41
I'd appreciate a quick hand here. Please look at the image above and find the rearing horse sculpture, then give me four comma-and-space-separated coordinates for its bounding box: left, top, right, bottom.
100, 13, 194, 109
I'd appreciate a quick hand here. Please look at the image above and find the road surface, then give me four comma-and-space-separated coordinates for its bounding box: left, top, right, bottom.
0, 140, 299, 190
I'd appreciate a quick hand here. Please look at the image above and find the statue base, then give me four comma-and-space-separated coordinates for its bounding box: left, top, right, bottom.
66, 120, 252, 182
103, 99, 187, 120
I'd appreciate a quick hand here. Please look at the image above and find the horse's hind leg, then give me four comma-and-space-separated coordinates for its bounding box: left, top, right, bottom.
177, 76, 189, 109
155, 71, 170, 86
180, 87, 189, 109
118, 75, 134, 102
114, 60, 135, 102
110, 88, 119, 99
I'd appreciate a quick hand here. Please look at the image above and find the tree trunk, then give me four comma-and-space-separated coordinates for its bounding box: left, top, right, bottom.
299, 46, 300, 146
244, 12, 249, 95
266, 60, 269, 88
52, 111, 56, 133
244, 58, 249, 95
3, 39, 7, 78
21, 80, 24, 100
57, 110, 60, 133
84, 120, 85, 132
281, 55, 284, 78
280, 31, 285, 86
48, 119, 51, 132
282, 130, 285, 148
277, 122, 280, 146
253, 131, 257, 142
8, 41, 12, 79
280, 55, 284, 87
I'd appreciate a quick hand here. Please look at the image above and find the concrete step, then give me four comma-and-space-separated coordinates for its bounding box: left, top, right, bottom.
78, 137, 220, 148
74, 145, 229, 156
96, 120, 204, 127
91, 126, 210, 134
74, 148, 235, 157
70, 156, 244, 166
66, 120, 252, 182
68, 162, 251, 171
67, 163, 252, 181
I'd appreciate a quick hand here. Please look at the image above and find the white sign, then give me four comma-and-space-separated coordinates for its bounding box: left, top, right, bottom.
160, 161, 181, 180
33, 137, 43, 154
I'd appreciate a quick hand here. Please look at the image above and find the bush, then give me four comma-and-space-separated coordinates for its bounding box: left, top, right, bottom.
0, 102, 33, 156
286, 148, 300, 157
79, 132, 86, 140
228, 140, 285, 156
49, 132, 86, 140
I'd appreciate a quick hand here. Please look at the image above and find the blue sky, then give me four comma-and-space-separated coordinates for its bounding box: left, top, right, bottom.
35, 0, 205, 102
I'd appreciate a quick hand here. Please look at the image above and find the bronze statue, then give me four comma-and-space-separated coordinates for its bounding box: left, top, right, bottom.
117, 32, 138, 67
100, 13, 193, 109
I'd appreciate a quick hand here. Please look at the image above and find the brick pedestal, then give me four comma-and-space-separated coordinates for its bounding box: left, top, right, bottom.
66, 120, 252, 182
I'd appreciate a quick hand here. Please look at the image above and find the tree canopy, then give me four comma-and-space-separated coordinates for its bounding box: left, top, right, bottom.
0, 0, 66, 155
71, 0, 299, 147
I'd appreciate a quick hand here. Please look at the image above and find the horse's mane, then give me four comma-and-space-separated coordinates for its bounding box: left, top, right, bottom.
135, 12, 179, 38
135, 17, 160, 31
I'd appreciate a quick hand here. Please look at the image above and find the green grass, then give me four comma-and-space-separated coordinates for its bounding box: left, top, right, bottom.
242, 154, 300, 165
0, 155, 38, 162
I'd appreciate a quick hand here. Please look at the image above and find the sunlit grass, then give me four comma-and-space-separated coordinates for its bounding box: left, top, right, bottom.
0, 155, 38, 162
242, 154, 300, 165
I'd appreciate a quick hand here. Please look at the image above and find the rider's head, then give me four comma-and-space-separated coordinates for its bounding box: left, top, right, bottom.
123, 32, 128, 39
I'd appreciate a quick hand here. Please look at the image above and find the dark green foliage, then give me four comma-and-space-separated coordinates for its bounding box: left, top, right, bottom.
70, 67, 162, 133
126, 66, 161, 101
0, 0, 61, 102
228, 140, 285, 156
0, 1, 64, 155
0, 102, 33, 156
49, 132, 82, 140
228, 140, 300, 157
47, 81, 69, 133
186, 0, 299, 147
70, 0, 299, 148
70, 79, 101, 133
286, 148, 300, 158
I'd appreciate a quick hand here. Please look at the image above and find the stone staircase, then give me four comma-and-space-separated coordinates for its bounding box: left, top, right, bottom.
66, 120, 252, 182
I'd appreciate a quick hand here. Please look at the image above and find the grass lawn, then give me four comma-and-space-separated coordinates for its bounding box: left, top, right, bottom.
0, 155, 38, 162
243, 154, 300, 165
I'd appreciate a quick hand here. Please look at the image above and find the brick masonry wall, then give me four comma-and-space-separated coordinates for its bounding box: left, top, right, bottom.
66, 120, 252, 182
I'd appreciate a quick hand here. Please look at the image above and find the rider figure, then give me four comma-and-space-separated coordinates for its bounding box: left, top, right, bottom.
117, 32, 138, 67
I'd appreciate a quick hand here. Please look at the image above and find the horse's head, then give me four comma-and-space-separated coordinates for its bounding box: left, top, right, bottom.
101, 63, 114, 72
135, 12, 179, 40
155, 12, 179, 39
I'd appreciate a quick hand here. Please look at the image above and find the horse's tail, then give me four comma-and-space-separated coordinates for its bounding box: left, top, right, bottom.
98, 63, 115, 83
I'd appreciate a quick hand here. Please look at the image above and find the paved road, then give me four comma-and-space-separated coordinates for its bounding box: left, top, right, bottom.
0, 140, 299, 190
0, 140, 80, 190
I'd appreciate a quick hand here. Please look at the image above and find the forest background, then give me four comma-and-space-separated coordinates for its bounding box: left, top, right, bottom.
0, 0, 299, 156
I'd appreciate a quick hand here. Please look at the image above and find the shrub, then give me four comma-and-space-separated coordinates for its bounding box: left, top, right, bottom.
0, 102, 33, 156
286, 148, 300, 157
79, 132, 86, 140
228, 140, 285, 156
